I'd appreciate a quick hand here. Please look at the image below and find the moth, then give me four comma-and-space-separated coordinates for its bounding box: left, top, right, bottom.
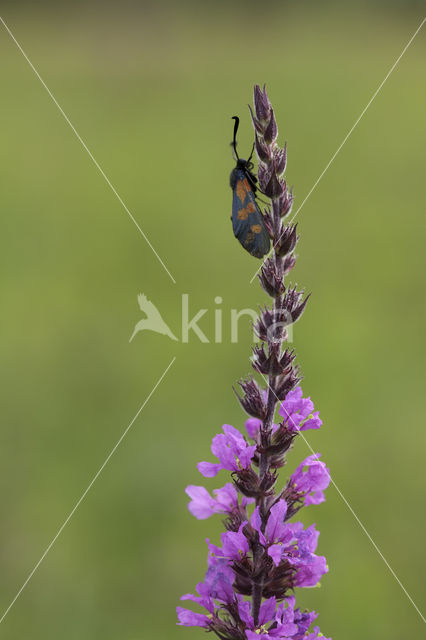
229, 116, 270, 259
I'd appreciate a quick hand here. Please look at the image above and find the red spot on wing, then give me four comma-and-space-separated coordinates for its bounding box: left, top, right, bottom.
235, 180, 247, 203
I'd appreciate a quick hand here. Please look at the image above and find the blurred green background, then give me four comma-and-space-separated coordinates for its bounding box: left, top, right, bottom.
0, 1, 425, 638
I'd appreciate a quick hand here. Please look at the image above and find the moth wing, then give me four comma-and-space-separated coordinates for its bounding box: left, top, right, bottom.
231, 174, 270, 258
231, 174, 251, 238
232, 190, 251, 241
247, 209, 271, 258
231, 174, 261, 239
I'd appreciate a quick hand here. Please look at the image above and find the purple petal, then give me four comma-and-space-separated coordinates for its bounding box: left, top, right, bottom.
221, 528, 249, 560
265, 500, 288, 542
301, 411, 322, 430
181, 585, 215, 615
246, 632, 269, 640
285, 414, 304, 432
294, 555, 328, 588
259, 596, 277, 625
279, 387, 302, 416
298, 396, 314, 418
186, 485, 216, 519
305, 490, 325, 506
293, 608, 318, 634
250, 506, 262, 533
291, 454, 330, 499
276, 622, 298, 636
238, 444, 257, 469
268, 544, 284, 566
280, 596, 295, 625
222, 423, 246, 443
203, 557, 235, 603
213, 483, 238, 510
250, 506, 266, 545
278, 387, 323, 434
180, 593, 200, 603
176, 607, 210, 627
305, 626, 331, 640
298, 524, 320, 553
237, 598, 253, 627
197, 461, 221, 477
275, 600, 285, 622
245, 418, 262, 439
211, 433, 236, 470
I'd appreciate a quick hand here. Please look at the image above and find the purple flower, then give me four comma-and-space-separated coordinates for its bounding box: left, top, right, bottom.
290, 454, 331, 506
265, 500, 289, 542
203, 554, 235, 602
180, 582, 214, 616
176, 553, 236, 629
197, 424, 257, 477
177, 86, 332, 640
251, 500, 288, 543
279, 596, 318, 637
290, 524, 328, 588
185, 482, 254, 519
208, 523, 250, 562
251, 503, 327, 587
238, 595, 276, 629
239, 595, 298, 639
278, 387, 322, 432
238, 595, 321, 639
251, 500, 294, 565
294, 554, 328, 589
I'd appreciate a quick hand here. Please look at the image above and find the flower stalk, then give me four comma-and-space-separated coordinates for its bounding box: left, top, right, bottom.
177, 85, 331, 640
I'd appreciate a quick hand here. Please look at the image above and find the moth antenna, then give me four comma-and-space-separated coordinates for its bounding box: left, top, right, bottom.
248, 142, 255, 163
231, 116, 240, 161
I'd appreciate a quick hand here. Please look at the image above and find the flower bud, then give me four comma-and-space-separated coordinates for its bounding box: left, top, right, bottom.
275, 367, 302, 400
264, 108, 278, 145
258, 163, 272, 193
248, 104, 264, 135
280, 187, 294, 217
283, 254, 297, 275
258, 258, 285, 298
282, 287, 310, 324
276, 223, 298, 257
263, 560, 297, 600
254, 305, 289, 343
235, 377, 267, 420
255, 134, 270, 163
264, 172, 284, 198
253, 84, 271, 124
274, 143, 287, 175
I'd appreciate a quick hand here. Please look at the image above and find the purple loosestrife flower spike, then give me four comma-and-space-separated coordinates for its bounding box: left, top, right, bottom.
177, 86, 332, 640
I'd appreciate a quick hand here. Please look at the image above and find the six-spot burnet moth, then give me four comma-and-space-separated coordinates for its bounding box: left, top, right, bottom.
229, 116, 270, 259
